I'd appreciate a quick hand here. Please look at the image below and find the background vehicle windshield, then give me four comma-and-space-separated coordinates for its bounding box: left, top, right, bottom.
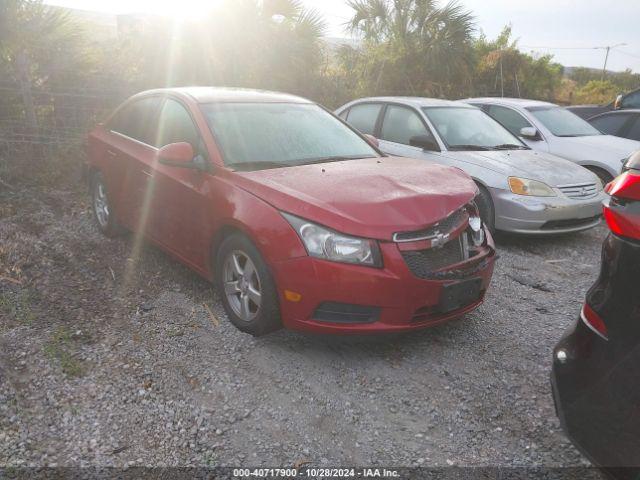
202, 103, 378, 169
527, 106, 602, 137
422, 107, 526, 150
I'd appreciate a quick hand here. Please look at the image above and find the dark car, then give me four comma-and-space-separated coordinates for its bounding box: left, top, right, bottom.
589, 109, 640, 142
87, 87, 495, 336
567, 87, 640, 120
551, 151, 640, 479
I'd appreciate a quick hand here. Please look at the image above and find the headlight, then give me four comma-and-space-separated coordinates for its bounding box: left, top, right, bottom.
466, 200, 485, 246
282, 213, 382, 267
508, 177, 556, 197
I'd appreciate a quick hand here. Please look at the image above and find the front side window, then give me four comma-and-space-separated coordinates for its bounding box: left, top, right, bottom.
109, 97, 161, 145
345, 103, 382, 135
155, 99, 200, 148
423, 107, 526, 150
380, 105, 432, 145
527, 106, 601, 137
486, 105, 533, 136
589, 113, 634, 136
201, 103, 378, 170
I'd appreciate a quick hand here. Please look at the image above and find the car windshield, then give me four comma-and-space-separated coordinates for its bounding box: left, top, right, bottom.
422, 106, 527, 151
201, 102, 378, 170
527, 106, 602, 137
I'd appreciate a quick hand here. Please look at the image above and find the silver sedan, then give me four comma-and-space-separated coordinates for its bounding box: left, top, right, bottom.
335, 97, 605, 234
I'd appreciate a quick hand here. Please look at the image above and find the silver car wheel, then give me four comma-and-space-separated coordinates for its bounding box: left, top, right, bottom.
93, 179, 110, 228
222, 250, 262, 322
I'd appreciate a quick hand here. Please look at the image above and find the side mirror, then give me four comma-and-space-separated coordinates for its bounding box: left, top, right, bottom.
158, 142, 208, 171
364, 134, 379, 148
409, 135, 440, 151
520, 127, 540, 140
614, 94, 623, 109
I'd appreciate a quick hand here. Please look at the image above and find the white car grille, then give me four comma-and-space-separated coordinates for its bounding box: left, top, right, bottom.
558, 182, 599, 199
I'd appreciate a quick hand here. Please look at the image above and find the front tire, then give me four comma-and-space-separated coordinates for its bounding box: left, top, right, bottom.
586, 167, 614, 186
475, 183, 495, 234
215, 234, 281, 336
91, 171, 122, 237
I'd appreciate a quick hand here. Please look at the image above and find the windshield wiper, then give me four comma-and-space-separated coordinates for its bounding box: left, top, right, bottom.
492, 143, 529, 150
294, 155, 376, 166
226, 161, 289, 171
448, 144, 492, 151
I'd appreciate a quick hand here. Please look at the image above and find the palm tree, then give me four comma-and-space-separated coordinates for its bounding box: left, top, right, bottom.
344, 0, 475, 96
0, 0, 83, 128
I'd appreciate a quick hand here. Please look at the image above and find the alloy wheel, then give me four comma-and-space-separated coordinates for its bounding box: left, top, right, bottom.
93, 179, 110, 228
222, 250, 262, 322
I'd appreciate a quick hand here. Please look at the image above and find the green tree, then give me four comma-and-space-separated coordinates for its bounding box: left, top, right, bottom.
343, 0, 476, 97
574, 80, 619, 105
471, 26, 563, 100
0, 0, 89, 128
114, 0, 327, 98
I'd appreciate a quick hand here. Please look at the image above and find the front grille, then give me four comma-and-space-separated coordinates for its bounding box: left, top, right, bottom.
393, 208, 467, 242
541, 215, 602, 231
401, 234, 468, 279
558, 182, 599, 199
312, 302, 380, 324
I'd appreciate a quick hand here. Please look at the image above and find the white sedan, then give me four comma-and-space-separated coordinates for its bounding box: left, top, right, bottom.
464, 97, 640, 184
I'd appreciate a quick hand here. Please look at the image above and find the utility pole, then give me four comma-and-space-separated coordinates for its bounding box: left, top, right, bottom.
499, 51, 504, 97
599, 43, 626, 80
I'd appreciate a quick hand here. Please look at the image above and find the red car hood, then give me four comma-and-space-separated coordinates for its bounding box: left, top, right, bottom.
232, 156, 477, 241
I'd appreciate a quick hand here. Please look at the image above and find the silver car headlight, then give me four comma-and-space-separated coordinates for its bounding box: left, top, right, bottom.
508, 177, 556, 197
282, 213, 382, 267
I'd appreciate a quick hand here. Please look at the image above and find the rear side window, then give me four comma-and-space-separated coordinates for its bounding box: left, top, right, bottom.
109, 97, 161, 145
380, 105, 432, 145
346, 103, 382, 135
622, 90, 640, 109
626, 116, 640, 141
486, 105, 532, 136
590, 113, 633, 136
154, 99, 200, 148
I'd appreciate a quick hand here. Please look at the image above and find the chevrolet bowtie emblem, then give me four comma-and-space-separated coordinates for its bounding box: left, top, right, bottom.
430, 231, 450, 248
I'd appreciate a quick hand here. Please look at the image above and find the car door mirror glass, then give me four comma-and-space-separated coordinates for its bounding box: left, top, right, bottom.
615, 94, 623, 109
520, 127, 540, 140
409, 135, 439, 151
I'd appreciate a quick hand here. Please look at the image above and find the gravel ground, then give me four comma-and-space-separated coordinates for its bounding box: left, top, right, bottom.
0, 187, 607, 472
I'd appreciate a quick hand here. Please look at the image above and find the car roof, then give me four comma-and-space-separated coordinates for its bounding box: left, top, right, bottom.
591, 109, 640, 117
347, 96, 474, 109
464, 97, 559, 109
136, 87, 312, 104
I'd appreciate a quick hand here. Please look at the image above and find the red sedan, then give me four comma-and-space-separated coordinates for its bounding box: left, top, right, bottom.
87, 87, 496, 336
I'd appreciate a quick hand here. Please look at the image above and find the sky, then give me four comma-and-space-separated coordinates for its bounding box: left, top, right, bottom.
46, 0, 640, 73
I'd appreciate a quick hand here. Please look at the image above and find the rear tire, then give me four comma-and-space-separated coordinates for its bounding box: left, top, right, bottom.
215, 233, 281, 336
586, 167, 614, 186
90, 171, 122, 238
475, 183, 495, 234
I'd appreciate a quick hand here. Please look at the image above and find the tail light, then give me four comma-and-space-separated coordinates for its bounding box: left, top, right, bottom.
580, 303, 608, 340
603, 170, 640, 240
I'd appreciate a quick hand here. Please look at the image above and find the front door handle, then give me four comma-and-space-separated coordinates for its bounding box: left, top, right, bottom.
142, 170, 153, 178
106, 150, 118, 157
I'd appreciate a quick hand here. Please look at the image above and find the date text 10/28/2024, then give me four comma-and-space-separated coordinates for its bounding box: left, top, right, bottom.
233, 468, 400, 478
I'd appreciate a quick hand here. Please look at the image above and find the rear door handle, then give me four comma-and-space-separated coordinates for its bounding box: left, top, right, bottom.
106, 149, 118, 157
142, 170, 153, 178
